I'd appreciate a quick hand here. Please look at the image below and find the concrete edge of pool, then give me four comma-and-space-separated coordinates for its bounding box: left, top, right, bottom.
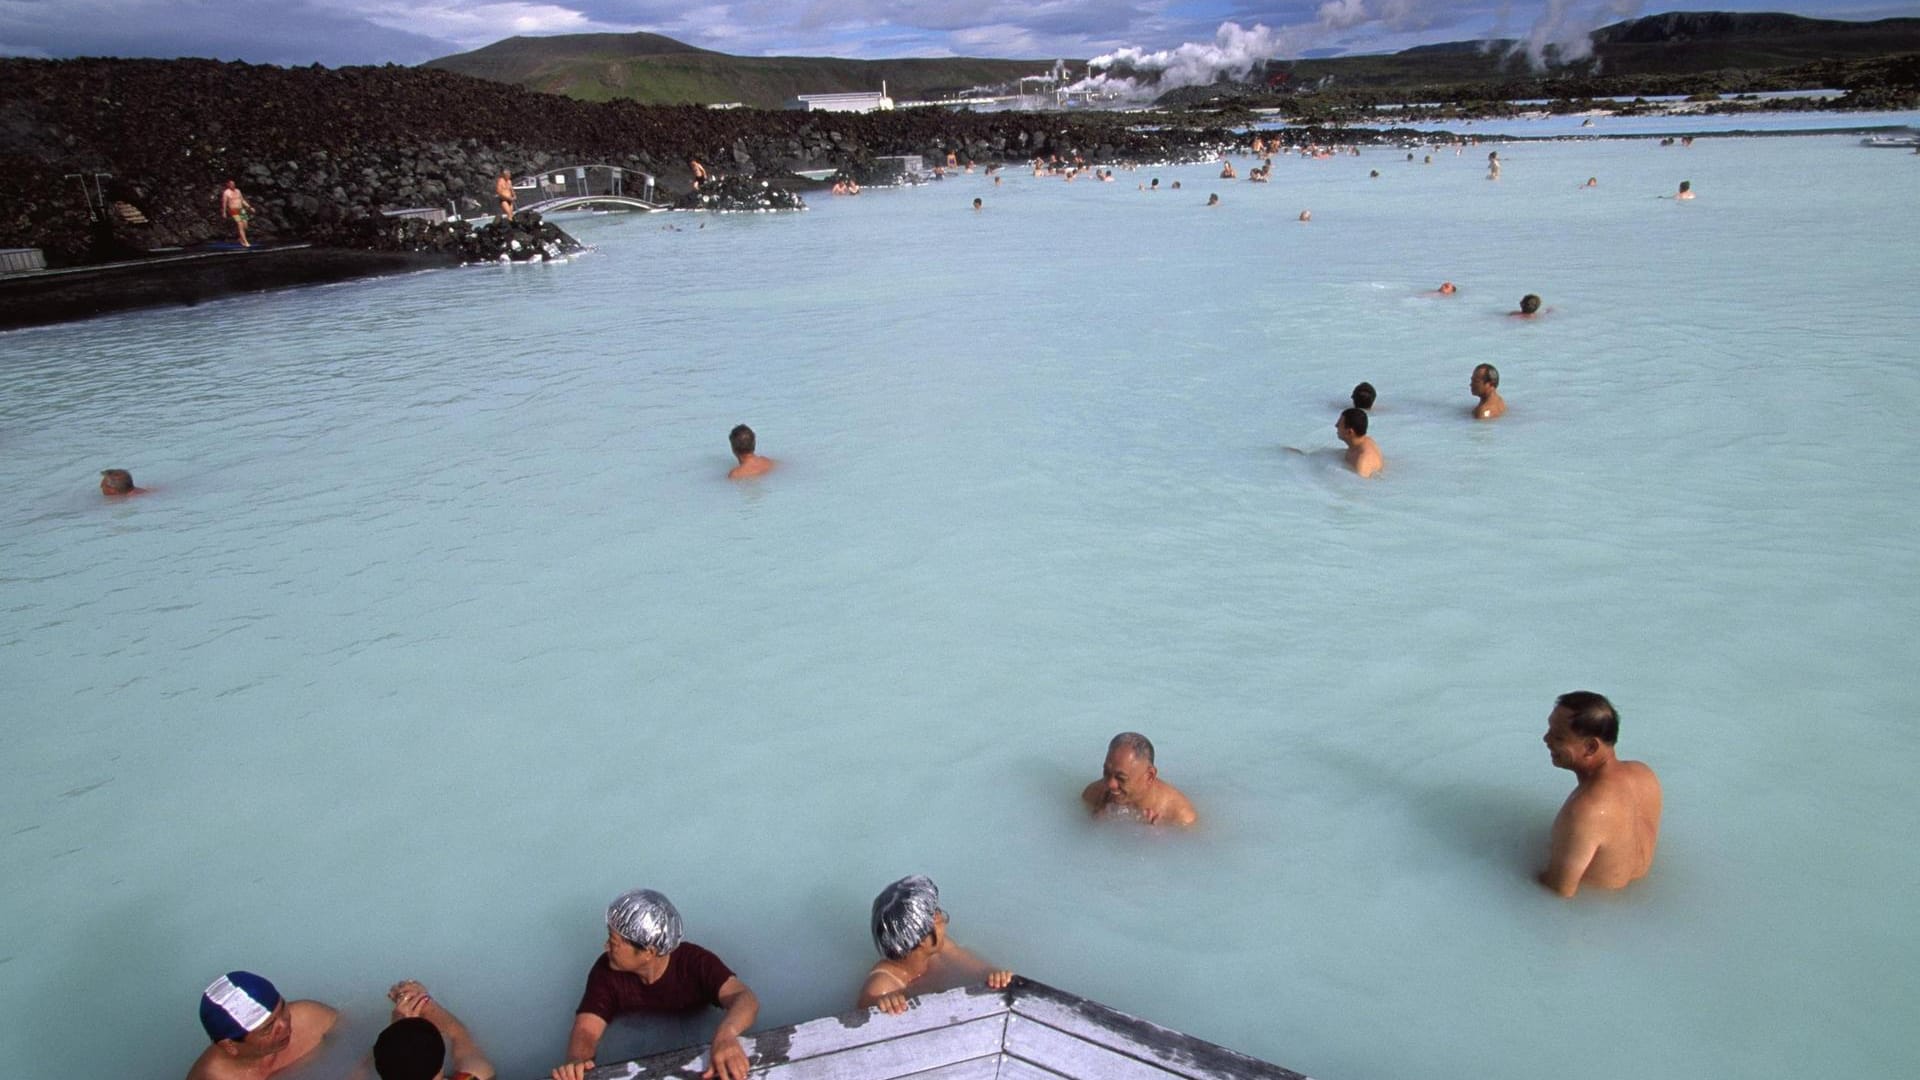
583, 977, 1310, 1080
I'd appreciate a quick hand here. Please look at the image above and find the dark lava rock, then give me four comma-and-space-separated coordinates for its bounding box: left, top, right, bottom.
673, 175, 806, 212
0, 57, 1234, 263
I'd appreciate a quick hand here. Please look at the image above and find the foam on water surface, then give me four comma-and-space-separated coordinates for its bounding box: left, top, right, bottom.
2, 133, 1917, 1080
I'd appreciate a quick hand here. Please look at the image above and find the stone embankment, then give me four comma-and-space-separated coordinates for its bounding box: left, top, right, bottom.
0, 58, 1236, 264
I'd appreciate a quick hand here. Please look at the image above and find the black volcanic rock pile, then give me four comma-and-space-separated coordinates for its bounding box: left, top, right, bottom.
673, 176, 807, 212
303, 211, 583, 262
0, 57, 1231, 263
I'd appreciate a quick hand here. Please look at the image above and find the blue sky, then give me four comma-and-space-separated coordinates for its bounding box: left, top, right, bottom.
0, 1, 1907, 67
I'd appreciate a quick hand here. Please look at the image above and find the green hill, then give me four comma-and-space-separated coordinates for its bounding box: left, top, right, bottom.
424, 36, 1052, 107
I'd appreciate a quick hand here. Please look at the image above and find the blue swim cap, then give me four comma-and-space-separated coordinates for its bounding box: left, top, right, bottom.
200, 971, 282, 1043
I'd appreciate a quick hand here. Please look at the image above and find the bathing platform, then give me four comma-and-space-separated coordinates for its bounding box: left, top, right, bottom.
588, 977, 1308, 1080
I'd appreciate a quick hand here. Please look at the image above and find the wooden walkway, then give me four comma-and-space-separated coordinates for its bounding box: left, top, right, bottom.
584, 977, 1309, 1080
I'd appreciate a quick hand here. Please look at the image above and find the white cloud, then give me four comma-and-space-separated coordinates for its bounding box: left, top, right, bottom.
334, 1, 637, 48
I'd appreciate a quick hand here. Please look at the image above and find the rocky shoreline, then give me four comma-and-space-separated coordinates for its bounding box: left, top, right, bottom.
0, 57, 1249, 267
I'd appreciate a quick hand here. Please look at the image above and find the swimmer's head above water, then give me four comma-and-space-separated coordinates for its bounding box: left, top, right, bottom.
373, 1017, 445, 1080
1439, 282, 1457, 295
729, 424, 756, 459
871, 875, 943, 960
1518, 294, 1542, 316
606, 888, 683, 955
1337, 406, 1369, 440
100, 468, 139, 496
1351, 382, 1377, 411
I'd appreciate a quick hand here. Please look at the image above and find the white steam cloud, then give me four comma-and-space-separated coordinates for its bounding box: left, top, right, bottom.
1066, 2, 1642, 102
1071, 21, 1312, 101
1510, 0, 1643, 70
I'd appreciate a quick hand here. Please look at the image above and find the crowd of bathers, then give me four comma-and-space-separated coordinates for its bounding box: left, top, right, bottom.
154, 140, 1678, 1080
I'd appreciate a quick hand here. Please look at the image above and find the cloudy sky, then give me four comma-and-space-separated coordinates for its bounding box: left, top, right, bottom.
0, 0, 1904, 67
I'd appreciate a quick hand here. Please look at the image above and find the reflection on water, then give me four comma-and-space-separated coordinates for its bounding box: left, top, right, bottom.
2, 134, 1918, 1080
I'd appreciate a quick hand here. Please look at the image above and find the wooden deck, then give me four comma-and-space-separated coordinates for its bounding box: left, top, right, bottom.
585, 977, 1309, 1080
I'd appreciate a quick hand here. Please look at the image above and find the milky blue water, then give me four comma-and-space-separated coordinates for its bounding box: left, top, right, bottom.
3, 132, 1918, 1080
1363, 104, 1920, 138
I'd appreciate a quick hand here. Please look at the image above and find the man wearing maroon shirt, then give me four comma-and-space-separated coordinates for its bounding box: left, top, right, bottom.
549, 889, 758, 1080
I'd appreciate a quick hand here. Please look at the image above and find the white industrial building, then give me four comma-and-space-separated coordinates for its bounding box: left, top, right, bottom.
792, 83, 894, 113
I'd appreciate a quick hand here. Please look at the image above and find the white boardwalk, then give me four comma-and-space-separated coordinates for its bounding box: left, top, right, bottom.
584, 977, 1309, 1080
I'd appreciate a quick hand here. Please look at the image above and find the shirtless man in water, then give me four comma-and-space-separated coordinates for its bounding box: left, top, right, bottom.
858, 876, 1011, 1014
1081, 732, 1197, 827
1470, 363, 1506, 420
1336, 407, 1382, 478
1539, 691, 1663, 898
1511, 294, 1543, 319
727, 424, 775, 480
188, 971, 339, 1080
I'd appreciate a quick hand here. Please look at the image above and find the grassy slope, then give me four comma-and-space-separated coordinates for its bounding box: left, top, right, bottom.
425, 14, 1920, 105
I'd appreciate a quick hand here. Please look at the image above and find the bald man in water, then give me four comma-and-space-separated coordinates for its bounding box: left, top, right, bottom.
1539, 691, 1663, 898
1470, 364, 1505, 420
1081, 732, 1197, 827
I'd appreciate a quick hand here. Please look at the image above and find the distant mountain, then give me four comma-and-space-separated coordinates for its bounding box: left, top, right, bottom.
424, 35, 1052, 108
425, 12, 1920, 106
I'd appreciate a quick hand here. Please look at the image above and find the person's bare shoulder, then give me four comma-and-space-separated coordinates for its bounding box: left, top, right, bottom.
185, 1048, 225, 1080
1080, 779, 1105, 810
727, 456, 775, 480
1159, 784, 1199, 827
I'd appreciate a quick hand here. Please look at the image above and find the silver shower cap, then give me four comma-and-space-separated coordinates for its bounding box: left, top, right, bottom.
607, 888, 684, 955
871, 875, 942, 960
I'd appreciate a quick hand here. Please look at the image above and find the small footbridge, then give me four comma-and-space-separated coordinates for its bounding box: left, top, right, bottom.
513, 163, 669, 215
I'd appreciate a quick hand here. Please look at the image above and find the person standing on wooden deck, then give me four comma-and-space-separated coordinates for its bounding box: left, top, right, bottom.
1081, 732, 1197, 827
549, 889, 758, 1080
219, 180, 252, 247
494, 171, 515, 220
859, 876, 1012, 1014
1539, 692, 1663, 898
374, 981, 494, 1080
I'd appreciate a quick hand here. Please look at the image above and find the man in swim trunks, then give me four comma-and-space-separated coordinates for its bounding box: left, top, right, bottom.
100, 468, 146, 496
187, 971, 339, 1080
1081, 732, 1198, 826
1336, 407, 1382, 478
550, 889, 758, 1080
220, 180, 252, 247
375, 981, 494, 1080
1470, 363, 1505, 420
727, 424, 775, 480
689, 158, 708, 189
495, 171, 515, 220
858, 876, 1011, 1014
1511, 294, 1542, 318
1539, 691, 1663, 897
